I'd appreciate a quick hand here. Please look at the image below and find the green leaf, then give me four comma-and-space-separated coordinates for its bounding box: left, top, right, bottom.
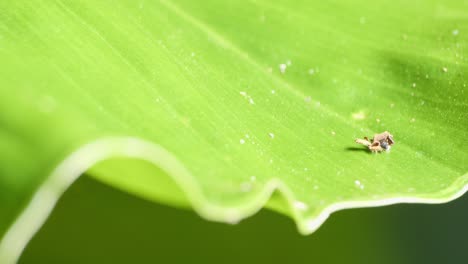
1, 0, 467, 262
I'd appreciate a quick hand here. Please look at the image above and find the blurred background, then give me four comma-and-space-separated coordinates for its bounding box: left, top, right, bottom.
20, 175, 468, 264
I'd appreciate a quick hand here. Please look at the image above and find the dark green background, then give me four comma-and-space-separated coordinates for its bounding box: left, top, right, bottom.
20, 176, 468, 264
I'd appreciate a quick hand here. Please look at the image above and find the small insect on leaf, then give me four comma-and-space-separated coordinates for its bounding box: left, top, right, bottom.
355, 131, 394, 153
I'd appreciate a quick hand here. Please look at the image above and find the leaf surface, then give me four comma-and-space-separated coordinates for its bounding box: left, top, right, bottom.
1, 0, 467, 262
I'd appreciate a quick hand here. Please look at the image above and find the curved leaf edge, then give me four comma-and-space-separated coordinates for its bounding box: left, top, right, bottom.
1, 137, 467, 263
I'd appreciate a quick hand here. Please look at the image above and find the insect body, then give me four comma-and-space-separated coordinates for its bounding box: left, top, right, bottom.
355, 131, 394, 153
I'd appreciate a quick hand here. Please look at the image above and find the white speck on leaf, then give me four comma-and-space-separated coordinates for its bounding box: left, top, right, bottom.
305, 96, 311, 103
331, 131, 336, 136
410, 118, 416, 123
452, 29, 459, 36
442, 67, 448, 73
240, 91, 254, 105
279, 63, 287, 74
308, 68, 315, 75
412, 83, 416, 88
376, 118, 380, 123
268, 132, 275, 139
240, 139, 245, 144
352, 111, 365, 120
240, 182, 252, 192
354, 180, 364, 190
271, 90, 275, 94
293, 201, 308, 211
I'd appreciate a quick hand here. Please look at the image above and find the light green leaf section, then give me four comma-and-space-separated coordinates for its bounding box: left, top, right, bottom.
1, 0, 467, 262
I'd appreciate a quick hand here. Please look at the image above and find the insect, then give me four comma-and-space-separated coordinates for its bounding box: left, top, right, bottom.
355, 131, 394, 153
